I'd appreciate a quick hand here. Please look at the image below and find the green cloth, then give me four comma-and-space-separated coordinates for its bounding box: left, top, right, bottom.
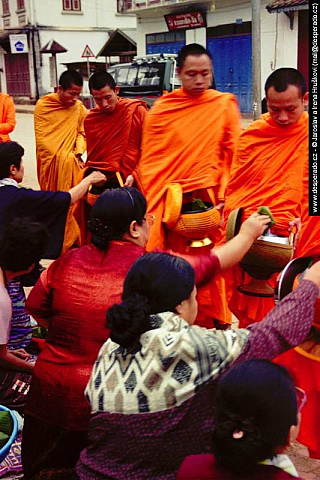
0, 411, 12, 436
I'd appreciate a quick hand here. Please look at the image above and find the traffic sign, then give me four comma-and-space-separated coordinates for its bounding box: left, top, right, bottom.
81, 44, 95, 58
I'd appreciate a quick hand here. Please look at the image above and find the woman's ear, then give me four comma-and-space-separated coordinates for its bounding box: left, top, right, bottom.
129, 220, 140, 239
175, 299, 187, 317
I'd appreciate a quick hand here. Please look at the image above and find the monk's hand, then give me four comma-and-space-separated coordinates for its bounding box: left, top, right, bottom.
87, 171, 107, 187
239, 213, 271, 242
124, 175, 134, 187
303, 260, 320, 290
215, 202, 225, 227
75, 154, 85, 169
288, 217, 301, 248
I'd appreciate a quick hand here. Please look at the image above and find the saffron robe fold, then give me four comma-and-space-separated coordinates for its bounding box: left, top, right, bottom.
276, 347, 320, 459
0, 93, 16, 142
34, 93, 87, 251
223, 112, 309, 327
136, 88, 241, 327
296, 216, 320, 258
84, 98, 147, 178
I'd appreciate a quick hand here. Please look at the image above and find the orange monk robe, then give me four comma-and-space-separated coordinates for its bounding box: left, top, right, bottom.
0, 93, 16, 142
136, 88, 241, 327
76, 98, 147, 244
34, 93, 87, 252
84, 98, 147, 177
223, 111, 309, 327
296, 217, 320, 258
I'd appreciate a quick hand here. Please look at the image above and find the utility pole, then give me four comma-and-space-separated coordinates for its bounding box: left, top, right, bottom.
252, 0, 261, 120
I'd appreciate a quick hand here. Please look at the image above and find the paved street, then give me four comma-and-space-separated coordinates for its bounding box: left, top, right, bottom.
5, 110, 320, 480
10, 112, 38, 190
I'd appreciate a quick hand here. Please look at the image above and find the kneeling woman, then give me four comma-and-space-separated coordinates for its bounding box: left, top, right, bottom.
178, 359, 304, 479
76, 253, 320, 479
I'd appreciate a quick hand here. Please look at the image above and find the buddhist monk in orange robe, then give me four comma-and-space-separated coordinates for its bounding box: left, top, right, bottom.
223, 68, 309, 328
76, 72, 147, 244
35, 70, 87, 252
136, 44, 241, 328
275, 216, 320, 459
0, 93, 16, 142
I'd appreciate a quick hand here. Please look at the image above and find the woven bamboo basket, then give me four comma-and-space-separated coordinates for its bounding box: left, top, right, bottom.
226, 208, 294, 297
174, 204, 221, 239
163, 183, 221, 240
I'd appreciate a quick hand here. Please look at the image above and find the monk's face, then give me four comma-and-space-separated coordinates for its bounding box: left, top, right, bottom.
91, 85, 120, 112
58, 83, 82, 107
266, 85, 308, 127
177, 54, 213, 96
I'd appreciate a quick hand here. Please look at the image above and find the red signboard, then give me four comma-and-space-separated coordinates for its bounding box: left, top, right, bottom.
164, 11, 206, 31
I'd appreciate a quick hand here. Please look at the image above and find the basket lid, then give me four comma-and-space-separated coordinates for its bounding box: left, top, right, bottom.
275, 256, 320, 329
162, 183, 183, 229
226, 208, 243, 241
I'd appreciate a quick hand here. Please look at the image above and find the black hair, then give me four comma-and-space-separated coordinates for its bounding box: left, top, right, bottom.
88, 187, 146, 250
89, 71, 116, 92
177, 43, 212, 70
59, 70, 83, 89
0, 218, 50, 273
265, 68, 307, 98
0, 141, 24, 180
107, 252, 195, 351
212, 359, 298, 473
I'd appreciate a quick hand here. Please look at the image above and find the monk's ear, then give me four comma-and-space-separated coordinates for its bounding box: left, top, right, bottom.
115, 86, 120, 95
302, 92, 309, 109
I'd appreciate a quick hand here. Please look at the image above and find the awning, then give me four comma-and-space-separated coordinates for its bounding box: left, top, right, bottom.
40, 39, 67, 54
266, 0, 308, 13
96, 29, 136, 58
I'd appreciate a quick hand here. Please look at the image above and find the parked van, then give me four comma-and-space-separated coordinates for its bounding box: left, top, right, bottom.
107, 53, 181, 107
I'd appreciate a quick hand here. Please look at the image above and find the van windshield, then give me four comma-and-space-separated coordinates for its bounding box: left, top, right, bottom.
115, 64, 165, 87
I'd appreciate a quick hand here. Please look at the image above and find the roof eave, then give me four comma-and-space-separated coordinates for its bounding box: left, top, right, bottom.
267, 4, 309, 13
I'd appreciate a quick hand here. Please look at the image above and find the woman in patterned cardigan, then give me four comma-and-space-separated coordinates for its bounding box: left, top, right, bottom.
76, 254, 320, 480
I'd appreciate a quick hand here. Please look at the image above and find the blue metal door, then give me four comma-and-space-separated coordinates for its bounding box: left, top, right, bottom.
207, 35, 252, 113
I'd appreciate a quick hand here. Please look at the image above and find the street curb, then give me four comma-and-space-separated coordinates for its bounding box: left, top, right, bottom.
15, 106, 35, 114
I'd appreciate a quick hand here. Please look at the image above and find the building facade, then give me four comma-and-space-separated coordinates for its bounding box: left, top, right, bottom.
0, 0, 137, 100
117, 0, 308, 113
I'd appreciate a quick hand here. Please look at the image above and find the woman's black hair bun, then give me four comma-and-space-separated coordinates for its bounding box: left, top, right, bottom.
88, 218, 114, 247
106, 293, 151, 351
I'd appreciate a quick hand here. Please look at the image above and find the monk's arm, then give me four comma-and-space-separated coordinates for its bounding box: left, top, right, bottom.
123, 105, 148, 185
218, 98, 241, 201
0, 96, 16, 135
74, 104, 87, 157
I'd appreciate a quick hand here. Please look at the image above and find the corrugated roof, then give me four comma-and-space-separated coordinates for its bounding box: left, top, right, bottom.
266, 0, 308, 12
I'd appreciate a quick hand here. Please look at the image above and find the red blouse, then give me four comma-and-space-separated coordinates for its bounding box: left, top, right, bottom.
25, 242, 221, 430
